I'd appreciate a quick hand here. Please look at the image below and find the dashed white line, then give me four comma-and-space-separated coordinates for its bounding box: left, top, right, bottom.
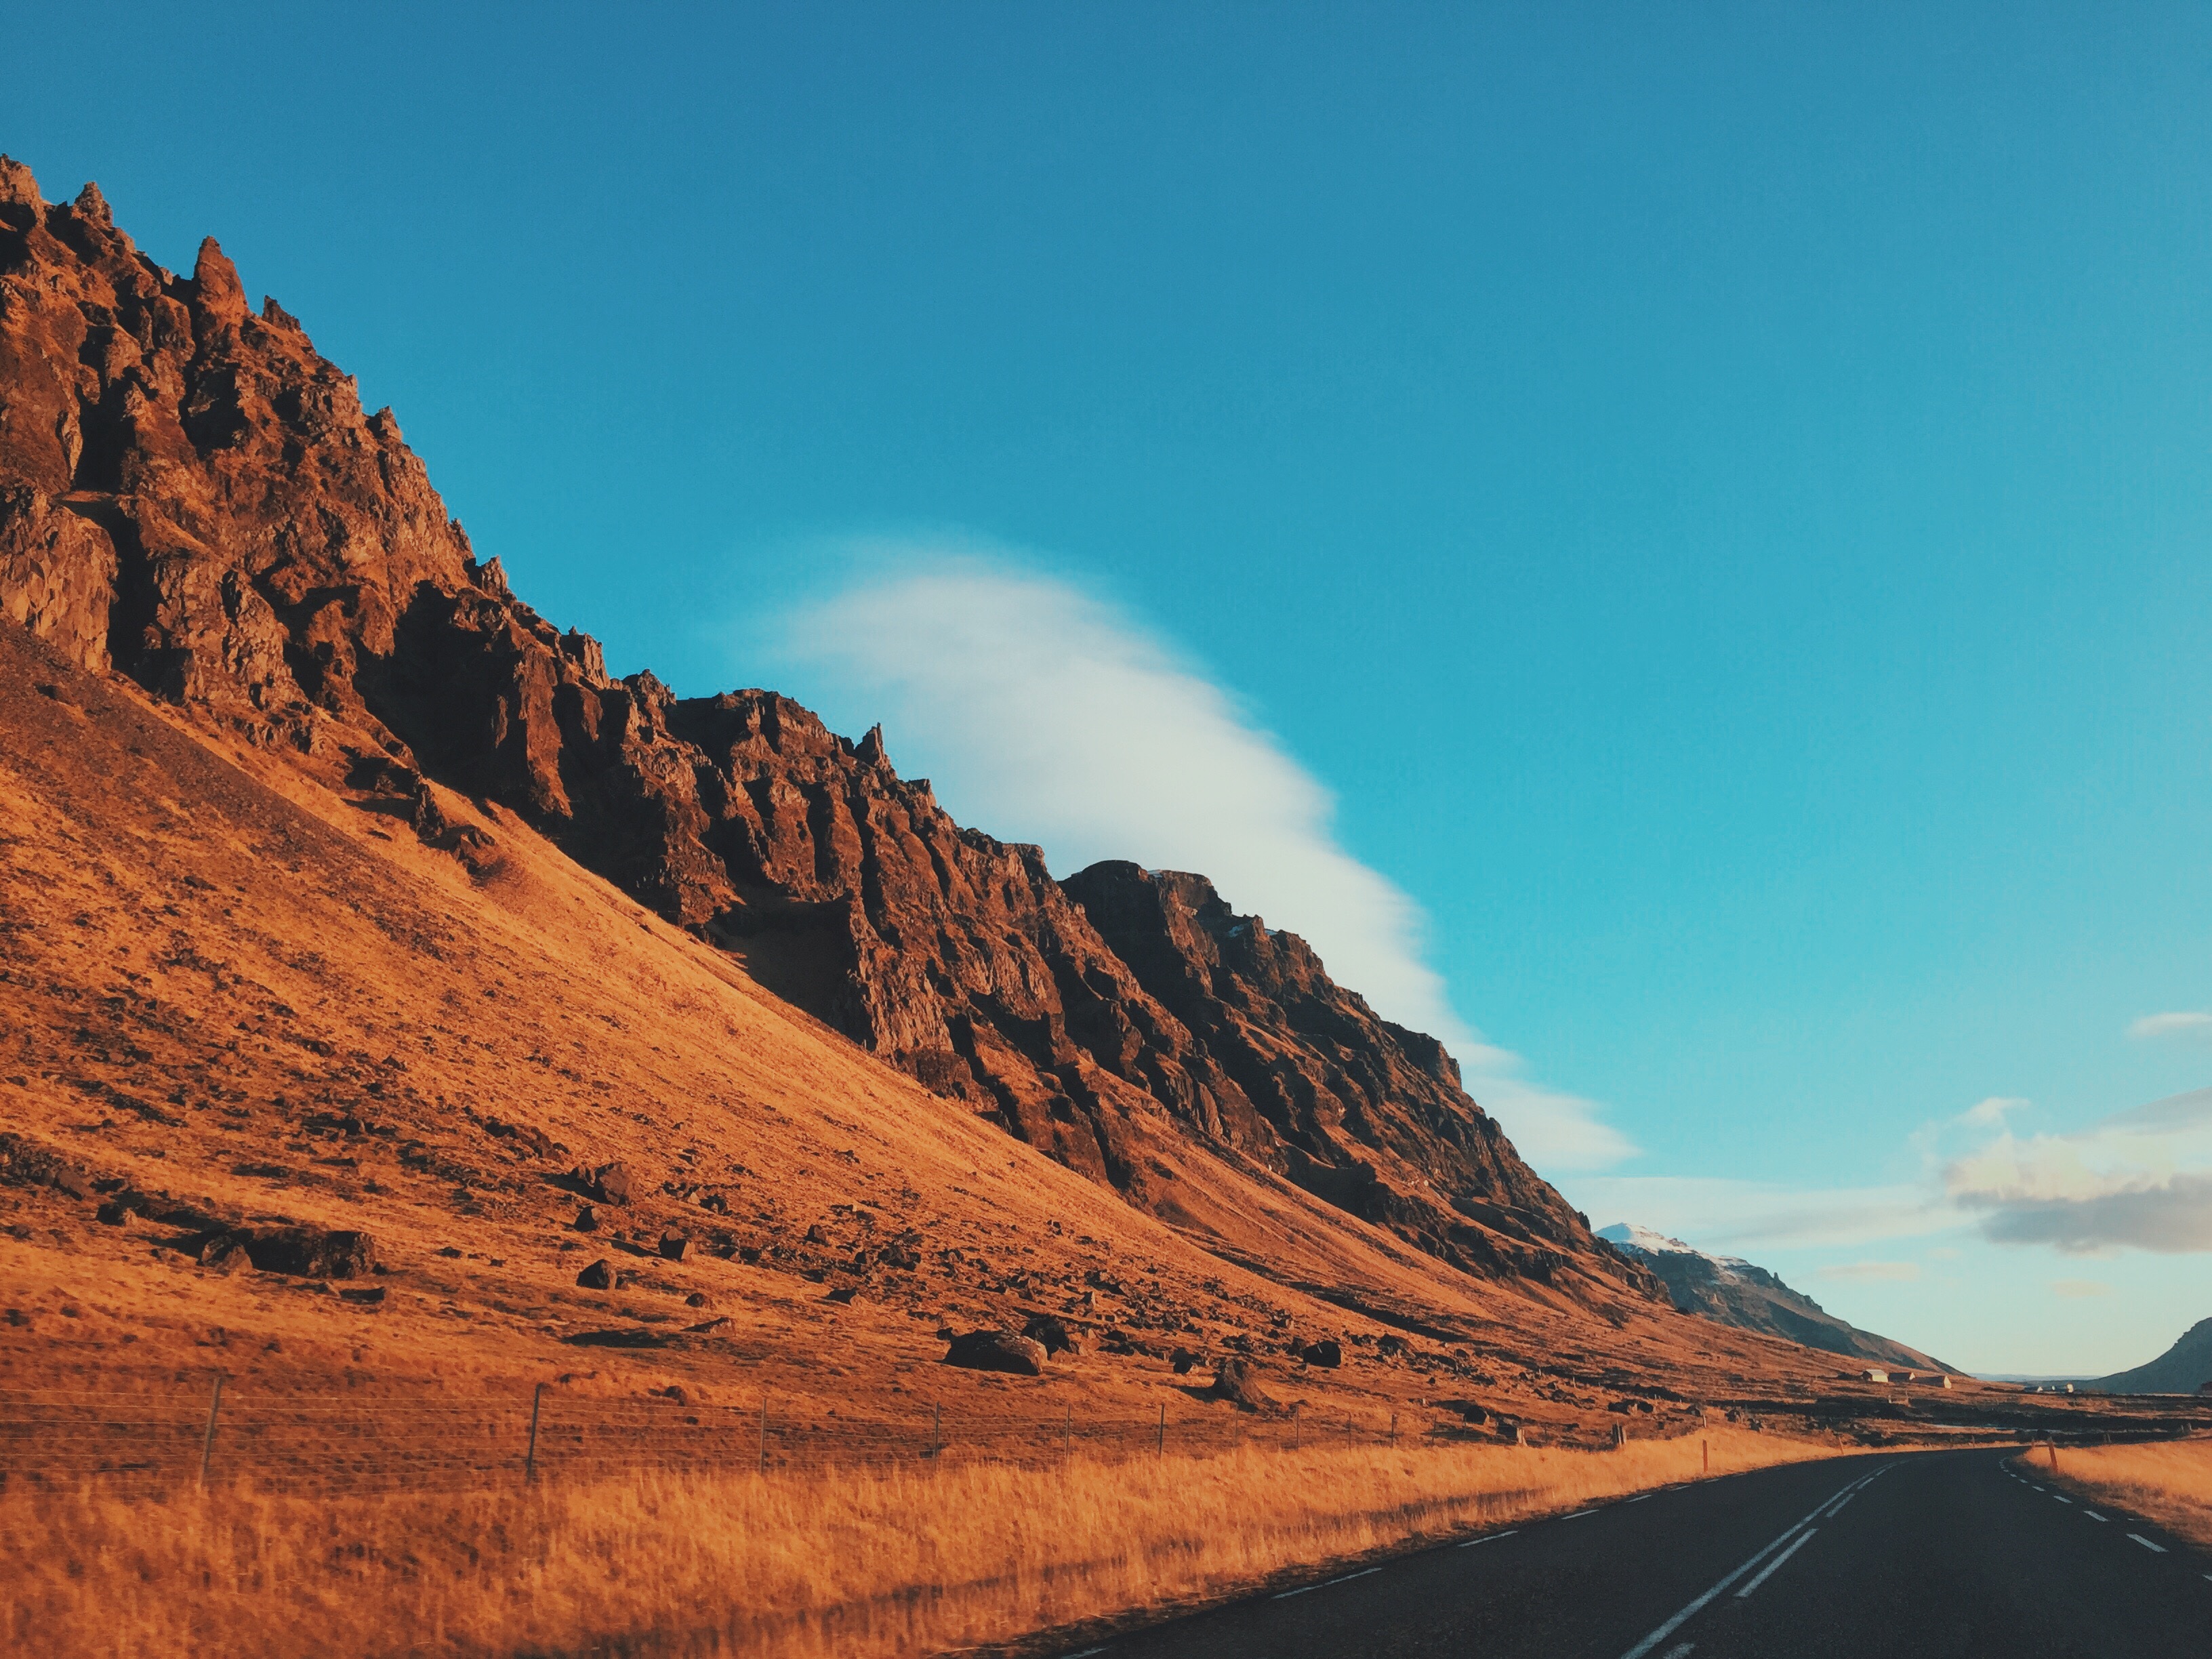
2084, 1511, 2108, 1522
1560, 1509, 1597, 1520
1627, 1492, 1654, 1503
1459, 1530, 1518, 1548
2129, 1535, 2167, 1554
1616, 1468, 1881, 1659
1735, 1529, 1818, 1599
1660, 1645, 1696, 1658
2053, 1495, 2071, 1504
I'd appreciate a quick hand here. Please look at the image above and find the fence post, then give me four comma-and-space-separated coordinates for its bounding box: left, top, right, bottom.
1612, 1421, 1626, 1450
758, 1394, 767, 1474
525, 1382, 546, 1484
1157, 1401, 1165, 1460
1702, 1438, 1708, 1474
199, 1375, 224, 1486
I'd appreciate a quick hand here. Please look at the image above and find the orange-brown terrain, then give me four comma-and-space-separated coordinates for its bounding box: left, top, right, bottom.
1, 155, 2200, 1655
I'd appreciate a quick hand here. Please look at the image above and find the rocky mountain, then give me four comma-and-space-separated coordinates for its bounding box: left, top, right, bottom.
1597, 1223, 1951, 1372
0, 155, 1655, 1306
2087, 1317, 2212, 1395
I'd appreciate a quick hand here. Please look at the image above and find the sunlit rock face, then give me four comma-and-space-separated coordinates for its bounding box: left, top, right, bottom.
0, 154, 1655, 1304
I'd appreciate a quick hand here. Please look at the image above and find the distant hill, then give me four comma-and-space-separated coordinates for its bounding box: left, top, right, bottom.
2087, 1318, 2212, 1395
1597, 1224, 1954, 1374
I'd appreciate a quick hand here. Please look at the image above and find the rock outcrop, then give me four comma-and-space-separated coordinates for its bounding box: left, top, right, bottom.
0, 156, 1656, 1305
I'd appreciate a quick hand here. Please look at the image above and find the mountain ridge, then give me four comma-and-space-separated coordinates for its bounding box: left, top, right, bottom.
0, 153, 1652, 1307
2087, 1317, 2212, 1395
1597, 1223, 1952, 1374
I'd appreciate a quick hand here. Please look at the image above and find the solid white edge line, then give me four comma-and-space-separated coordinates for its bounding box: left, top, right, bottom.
1627, 1493, 1653, 1502
1734, 1528, 1818, 1599
1272, 1564, 1382, 1599
2129, 1535, 2167, 1553
1460, 1530, 1518, 1547
1615, 1467, 1880, 1659
1561, 1509, 1597, 1519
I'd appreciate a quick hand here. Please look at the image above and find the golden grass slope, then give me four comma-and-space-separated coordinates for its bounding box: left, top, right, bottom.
2, 1429, 1847, 1659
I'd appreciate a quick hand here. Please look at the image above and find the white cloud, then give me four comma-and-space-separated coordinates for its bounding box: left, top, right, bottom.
1817, 1261, 1921, 1283
1944, 1087, 2212, 1254
1960, 1096, 2028, 1128
773, 550, 1635, 1171
2127, 1010, 2212, 1042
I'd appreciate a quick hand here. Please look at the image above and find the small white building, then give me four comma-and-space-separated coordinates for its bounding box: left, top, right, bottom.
1860, 1368, 1889, 1383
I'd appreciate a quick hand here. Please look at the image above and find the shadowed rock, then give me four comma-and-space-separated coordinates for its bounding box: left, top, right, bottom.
943, 1330, 1048, 1376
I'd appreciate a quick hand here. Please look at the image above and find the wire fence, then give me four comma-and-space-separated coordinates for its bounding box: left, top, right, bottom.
0, 1382, 1488, 1498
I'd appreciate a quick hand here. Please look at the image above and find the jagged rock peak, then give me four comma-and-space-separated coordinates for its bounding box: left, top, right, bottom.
0, 165, 1661, 1307
0, 155, 44, 209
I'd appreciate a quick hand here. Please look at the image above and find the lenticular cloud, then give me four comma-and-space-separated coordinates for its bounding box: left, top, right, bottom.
771, 548, 1635, 1172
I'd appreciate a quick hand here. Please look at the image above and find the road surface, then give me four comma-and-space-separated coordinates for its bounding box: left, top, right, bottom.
1065, 1447, 2209, 1658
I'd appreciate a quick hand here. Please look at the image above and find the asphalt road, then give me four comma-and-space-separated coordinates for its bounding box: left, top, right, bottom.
1067, 1448, 2211, 1658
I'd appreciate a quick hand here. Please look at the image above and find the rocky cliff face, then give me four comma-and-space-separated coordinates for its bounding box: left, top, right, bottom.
0, 156, 1657, 1304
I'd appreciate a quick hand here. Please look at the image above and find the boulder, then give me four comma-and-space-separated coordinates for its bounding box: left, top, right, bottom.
1300, 1338, 1343, 1368
577, 1258, 615, 1290
1023, 1313, 1079, 1355
1206, 1357, 1276, 1412
198, 1233, 253, 1274
573, 1162, 634, 1206
574, 1205, 600, 1233
95, 1200, 136, 1227
658, 1231, 691, 1262
943, 1330, 1048, 1376
242, 1225, 376, 1279
1171, 1347, 1200, 1375
1460, 1402, 1490, 1425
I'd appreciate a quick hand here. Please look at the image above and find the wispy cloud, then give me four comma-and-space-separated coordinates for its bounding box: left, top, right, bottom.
1960, 1096, 2028, 1128
774, 550, 1635, 1171
2127, 1010, 2212, 1042
1817, 1261, 1921, 1283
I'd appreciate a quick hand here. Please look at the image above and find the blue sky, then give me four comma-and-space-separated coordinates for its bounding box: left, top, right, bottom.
12, 3, 2212, 1373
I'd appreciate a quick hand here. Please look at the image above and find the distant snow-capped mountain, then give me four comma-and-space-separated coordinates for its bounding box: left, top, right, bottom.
1597, 1223, 1953, 1374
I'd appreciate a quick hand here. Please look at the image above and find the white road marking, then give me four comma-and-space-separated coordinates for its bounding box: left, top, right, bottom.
1561, 1509, 1597, 1520
1271, 1565, 1380, 1599
2129, 1535, 2167, 1554
2084, 1511, 2108, 1522
2053, 1495, 2070, 1504
1065, 1649, 1109, 1656
1616, 1467, 1883, 1659
1735, 1528, 1818, 1599
1628, 1493, 1654, 1502
1660, 1645, 1696, 1659
1460, 1530, 1518, 1547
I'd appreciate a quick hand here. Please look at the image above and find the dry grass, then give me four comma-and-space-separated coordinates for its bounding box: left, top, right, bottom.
2035, 1436, 2212, 1551
3, 1428, 1844, 1658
